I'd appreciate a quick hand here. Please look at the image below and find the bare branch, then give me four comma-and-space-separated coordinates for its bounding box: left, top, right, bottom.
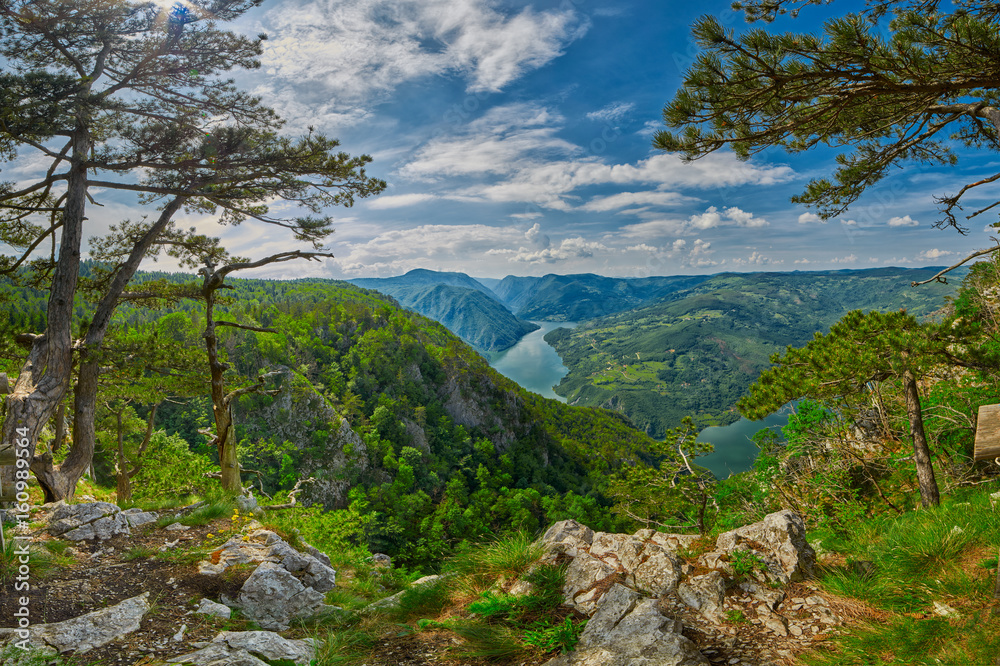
910, 245, 999, 286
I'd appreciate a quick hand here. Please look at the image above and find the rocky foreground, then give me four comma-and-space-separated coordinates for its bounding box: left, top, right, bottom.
0, 502, 851, 665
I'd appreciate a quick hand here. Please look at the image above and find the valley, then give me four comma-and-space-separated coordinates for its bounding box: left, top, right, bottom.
351, 266, 961, 438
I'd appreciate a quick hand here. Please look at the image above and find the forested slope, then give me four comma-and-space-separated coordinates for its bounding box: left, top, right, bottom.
0, 272, 652, 566
545, 267, 961, 436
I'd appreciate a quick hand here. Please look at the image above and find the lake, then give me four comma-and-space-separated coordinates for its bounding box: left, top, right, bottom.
696, 407, 792, 480
488, 322, 789, 477
489, 321, 578, 402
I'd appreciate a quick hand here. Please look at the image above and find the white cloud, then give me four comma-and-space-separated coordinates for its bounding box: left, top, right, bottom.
334, 223, 529, 274
915, 248, 954, 260
793, 258, 812, 264
625, 243, 659, 252
581, 190, 694, 212
691, 238, 712, 256
732, 251, 782, 266
672, 239, 687, 252
586, 102, 635, 123
840, 219, 858, 226
257, 0, 587, 114
830, 254, 858, 264
366, 193, 437, 209
399, 103, 794, 210
618, 205, 767, 239
798, 212, 824, 224
509, 236, 609, 264
888, 215, 919, 227
636, 120, 660, 137
510, 211, 543, 220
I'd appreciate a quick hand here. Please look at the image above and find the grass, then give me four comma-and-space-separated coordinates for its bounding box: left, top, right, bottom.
799, 483, 1000, 665
312, 532, 580, 665
123, 545, 156, 561
0, 537, 61, 583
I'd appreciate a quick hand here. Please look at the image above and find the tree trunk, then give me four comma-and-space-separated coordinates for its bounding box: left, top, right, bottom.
5, 126, 90, 501
52, 196, 187, 502
903, 369, 940, 508
203, 282, 242, 495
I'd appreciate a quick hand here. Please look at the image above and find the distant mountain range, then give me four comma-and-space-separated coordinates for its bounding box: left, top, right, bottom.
350, 270, 538, 353
351, 266, 963, 436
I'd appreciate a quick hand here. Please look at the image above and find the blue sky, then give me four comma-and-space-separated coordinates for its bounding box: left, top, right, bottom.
9, 0, 996, 279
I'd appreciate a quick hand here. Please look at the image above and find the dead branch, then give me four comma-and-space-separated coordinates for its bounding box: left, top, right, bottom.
263, 478, 316, 511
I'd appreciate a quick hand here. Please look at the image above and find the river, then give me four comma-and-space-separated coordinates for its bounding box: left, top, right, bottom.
487, 322, 789, 477
488, 321, 578, 402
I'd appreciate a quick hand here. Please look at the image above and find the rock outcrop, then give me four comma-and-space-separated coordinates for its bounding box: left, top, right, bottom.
47, 502, 158, 541
198, 528, 338, 630
536, 511, 834, 666
167, 630, 316, 666
0, 592, 150, 654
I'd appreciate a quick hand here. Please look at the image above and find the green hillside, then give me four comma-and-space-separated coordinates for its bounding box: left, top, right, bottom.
545, 267, 961, 437
350, 270, 539, 352
493, 272, 711, 321
1, 273, 659, 567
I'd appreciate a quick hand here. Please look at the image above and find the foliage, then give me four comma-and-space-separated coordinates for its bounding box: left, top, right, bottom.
657, 0, 1000, 231
607, 417, 715, 533
800, 485, 1000, 665
730, 549, 767, 578
547, 268, 959, 437
131, 431, 215, 502
521, 616, 586, 655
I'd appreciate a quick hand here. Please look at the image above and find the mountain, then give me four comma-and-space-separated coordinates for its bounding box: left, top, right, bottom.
352, 268, 500, 299
492, 273, 712, 321
349, 269, 538, 352
544, 267, 961, 437
376, 283, 540, 352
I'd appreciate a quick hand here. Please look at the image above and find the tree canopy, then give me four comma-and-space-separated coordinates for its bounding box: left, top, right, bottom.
656, 0, 1000, 231
0, 0, 385, 500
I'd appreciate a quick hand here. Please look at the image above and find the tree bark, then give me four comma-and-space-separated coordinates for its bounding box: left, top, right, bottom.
203, 278, 242, 494
4, 124, 90, 502
903, 369, 940, 508
52, 196, 187, 502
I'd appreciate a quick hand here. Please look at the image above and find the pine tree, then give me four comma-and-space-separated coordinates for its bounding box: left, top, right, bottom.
0, 0, 385, 500
657, 0, 1000, 231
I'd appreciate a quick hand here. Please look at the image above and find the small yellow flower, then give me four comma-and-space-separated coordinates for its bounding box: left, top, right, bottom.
242, 535, 250, 542
206, 533, 214, 538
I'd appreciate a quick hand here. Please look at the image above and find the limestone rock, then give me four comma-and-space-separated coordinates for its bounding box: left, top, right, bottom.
236, 562, 329, 630
545, 585, 708, 666
589, 532, 628, 559
630, 546, 682, 596
166, 522, 191, 532
169, 631, 316, 666
0, 592, 150, 653
48, 501, 148, 541
738, 581, 785, 610
562, 555, 617, 613
367, 574, 446, 611
195, 598, 233, 619
541, 519, 594, 558
714, 510, 816, 583
677, 571, 726, 621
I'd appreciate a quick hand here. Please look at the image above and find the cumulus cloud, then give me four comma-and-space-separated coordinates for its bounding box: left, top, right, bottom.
509, 236, 609, 264
798, 212, 824, 224
915, 248, 954, 260
672, 239, 687, 252
398, 103, 794, 210
888, 215, 919, 227
841, 219, 858, 226
732, 251, 782, 266
334, 223, 529, 274
586, 102, 635, 123
256, 0, 587, 114
580, 190, 694, 212
794, 258, 812, 264
366, 193, 437, 209
690, 238, 712, 256
830, 254, 858, 264
617, 205, 768, 239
